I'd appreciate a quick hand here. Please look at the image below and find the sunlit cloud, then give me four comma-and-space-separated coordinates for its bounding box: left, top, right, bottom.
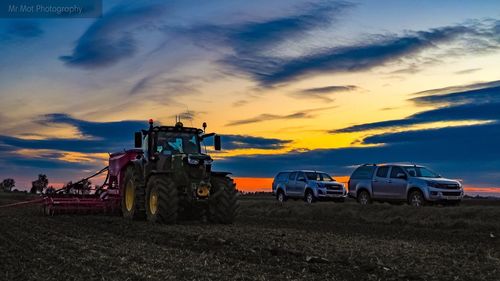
227, 106, 335, 126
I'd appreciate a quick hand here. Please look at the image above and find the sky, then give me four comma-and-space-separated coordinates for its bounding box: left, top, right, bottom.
0, 0, 499, 194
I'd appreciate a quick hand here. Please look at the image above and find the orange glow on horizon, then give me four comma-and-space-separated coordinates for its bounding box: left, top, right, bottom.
233, 177, 500, 195
463, 186, 500, 194
233, 177, 273, 192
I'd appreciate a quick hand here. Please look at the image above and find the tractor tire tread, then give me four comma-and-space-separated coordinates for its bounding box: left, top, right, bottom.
208, 176, 238, 224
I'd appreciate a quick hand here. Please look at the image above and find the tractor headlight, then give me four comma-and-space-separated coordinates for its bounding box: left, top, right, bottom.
204, 159, 213, 165
196, 183, 210, 198
188, 157, 199, 165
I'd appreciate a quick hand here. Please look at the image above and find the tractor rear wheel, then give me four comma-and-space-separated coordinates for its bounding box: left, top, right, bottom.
208, 176, 238, 224
146, 175, 178, 224
121, 166, 146, 220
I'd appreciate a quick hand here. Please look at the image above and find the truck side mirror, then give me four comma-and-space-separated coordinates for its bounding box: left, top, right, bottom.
214, 135, 221, 151
134, 132, 142, 148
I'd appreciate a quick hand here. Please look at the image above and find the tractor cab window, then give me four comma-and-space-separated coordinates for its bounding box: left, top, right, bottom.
157, 132, 200, 155
142, 135, 149, 153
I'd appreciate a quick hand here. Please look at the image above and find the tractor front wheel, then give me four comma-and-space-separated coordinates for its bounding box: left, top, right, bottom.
121, 166, 146, 220
208, 176, 238, 224
146, 175, 178, 224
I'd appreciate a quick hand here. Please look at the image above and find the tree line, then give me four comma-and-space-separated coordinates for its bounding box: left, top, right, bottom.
1, 174, 93, 195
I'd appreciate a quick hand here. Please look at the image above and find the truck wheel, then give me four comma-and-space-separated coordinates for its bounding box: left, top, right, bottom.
408, 190, 426, 207
277, 190, 286, 203
121, 166, 146, 220
146, 175, 178, 224
305, 190, 316, 204
208, 176, 238, 224
357, 190, 372, 205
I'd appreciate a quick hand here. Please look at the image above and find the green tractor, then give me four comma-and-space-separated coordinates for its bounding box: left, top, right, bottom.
120, 119, 237, 224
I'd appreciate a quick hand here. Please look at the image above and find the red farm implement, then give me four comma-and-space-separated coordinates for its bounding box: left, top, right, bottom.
1, 120, 237, 224
41, 149, 142, 215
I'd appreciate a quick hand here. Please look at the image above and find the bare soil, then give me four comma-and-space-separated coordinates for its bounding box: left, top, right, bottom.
1, 192, 499, 281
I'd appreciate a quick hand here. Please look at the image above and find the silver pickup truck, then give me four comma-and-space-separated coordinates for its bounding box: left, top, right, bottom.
272, 170, 347, 203
348, 164, 463, 206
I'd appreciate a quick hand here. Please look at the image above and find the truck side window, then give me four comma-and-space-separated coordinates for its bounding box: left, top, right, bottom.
276, 172, 290, 181
351, 166, 376, 179
390, 166, 405, 178
288, 172, 297, 181
376, 166, 389, 178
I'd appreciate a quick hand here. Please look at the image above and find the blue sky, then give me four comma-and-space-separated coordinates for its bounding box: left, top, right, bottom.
0, 0, 499, 190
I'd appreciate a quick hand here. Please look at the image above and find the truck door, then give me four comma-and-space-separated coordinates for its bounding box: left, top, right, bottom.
286, 172, 298, 196
295, 172, 307, 197
372, 166, 390, 199
388, 166, 408, 199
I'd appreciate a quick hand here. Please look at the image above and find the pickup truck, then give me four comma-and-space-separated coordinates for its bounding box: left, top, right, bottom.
348, 164, 463, 206
272, 170, 347, 203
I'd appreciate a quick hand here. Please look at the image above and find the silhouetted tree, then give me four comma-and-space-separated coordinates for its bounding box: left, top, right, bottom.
1, 178, 15, 192
30, 174, 48, 194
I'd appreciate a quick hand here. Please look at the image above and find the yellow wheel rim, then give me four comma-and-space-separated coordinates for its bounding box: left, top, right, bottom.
125, 180, 135, 211
149, 189, 158, 215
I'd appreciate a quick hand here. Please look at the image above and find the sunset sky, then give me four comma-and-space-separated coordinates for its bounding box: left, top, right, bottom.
0, 0, 499, 195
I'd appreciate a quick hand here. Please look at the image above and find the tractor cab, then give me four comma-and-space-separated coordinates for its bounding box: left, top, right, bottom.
134, 120, 221, 159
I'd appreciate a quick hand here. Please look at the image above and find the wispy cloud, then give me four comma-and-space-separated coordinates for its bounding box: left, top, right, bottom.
411, 80, 500, 99
454, 68, 482, 75
206, 135, 291, 150
6, 21, 43, 38
410, 81, 500, 106
129, 75, 202, 98
222, 1, 353, 52
198, 18, 498, 86
290, 85, 358, 102
168, 111, 206, 122
235, 25, 476, 86
60, 2, 166, 68
0, 21, 43, 42
332, 80, 500, 133
226, 106, 335, 126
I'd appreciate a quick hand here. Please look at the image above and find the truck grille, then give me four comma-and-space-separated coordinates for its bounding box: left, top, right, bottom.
442, 191, 461, 196
436, 183, 460, 189
327, 190, 343, 195
326, 185, 342, 190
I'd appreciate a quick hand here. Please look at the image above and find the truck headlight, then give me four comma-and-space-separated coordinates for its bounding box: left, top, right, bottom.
425, 180, 439, 188
188, 157, 199, 165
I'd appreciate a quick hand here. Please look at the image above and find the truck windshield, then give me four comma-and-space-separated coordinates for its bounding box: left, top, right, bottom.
156, 132, 200, 155
305, 172, 335, 182
403, 167, 441, 178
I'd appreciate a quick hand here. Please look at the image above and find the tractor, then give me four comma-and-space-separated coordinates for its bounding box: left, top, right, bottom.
116, 119, 238, 224
3, 119, 237, 223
